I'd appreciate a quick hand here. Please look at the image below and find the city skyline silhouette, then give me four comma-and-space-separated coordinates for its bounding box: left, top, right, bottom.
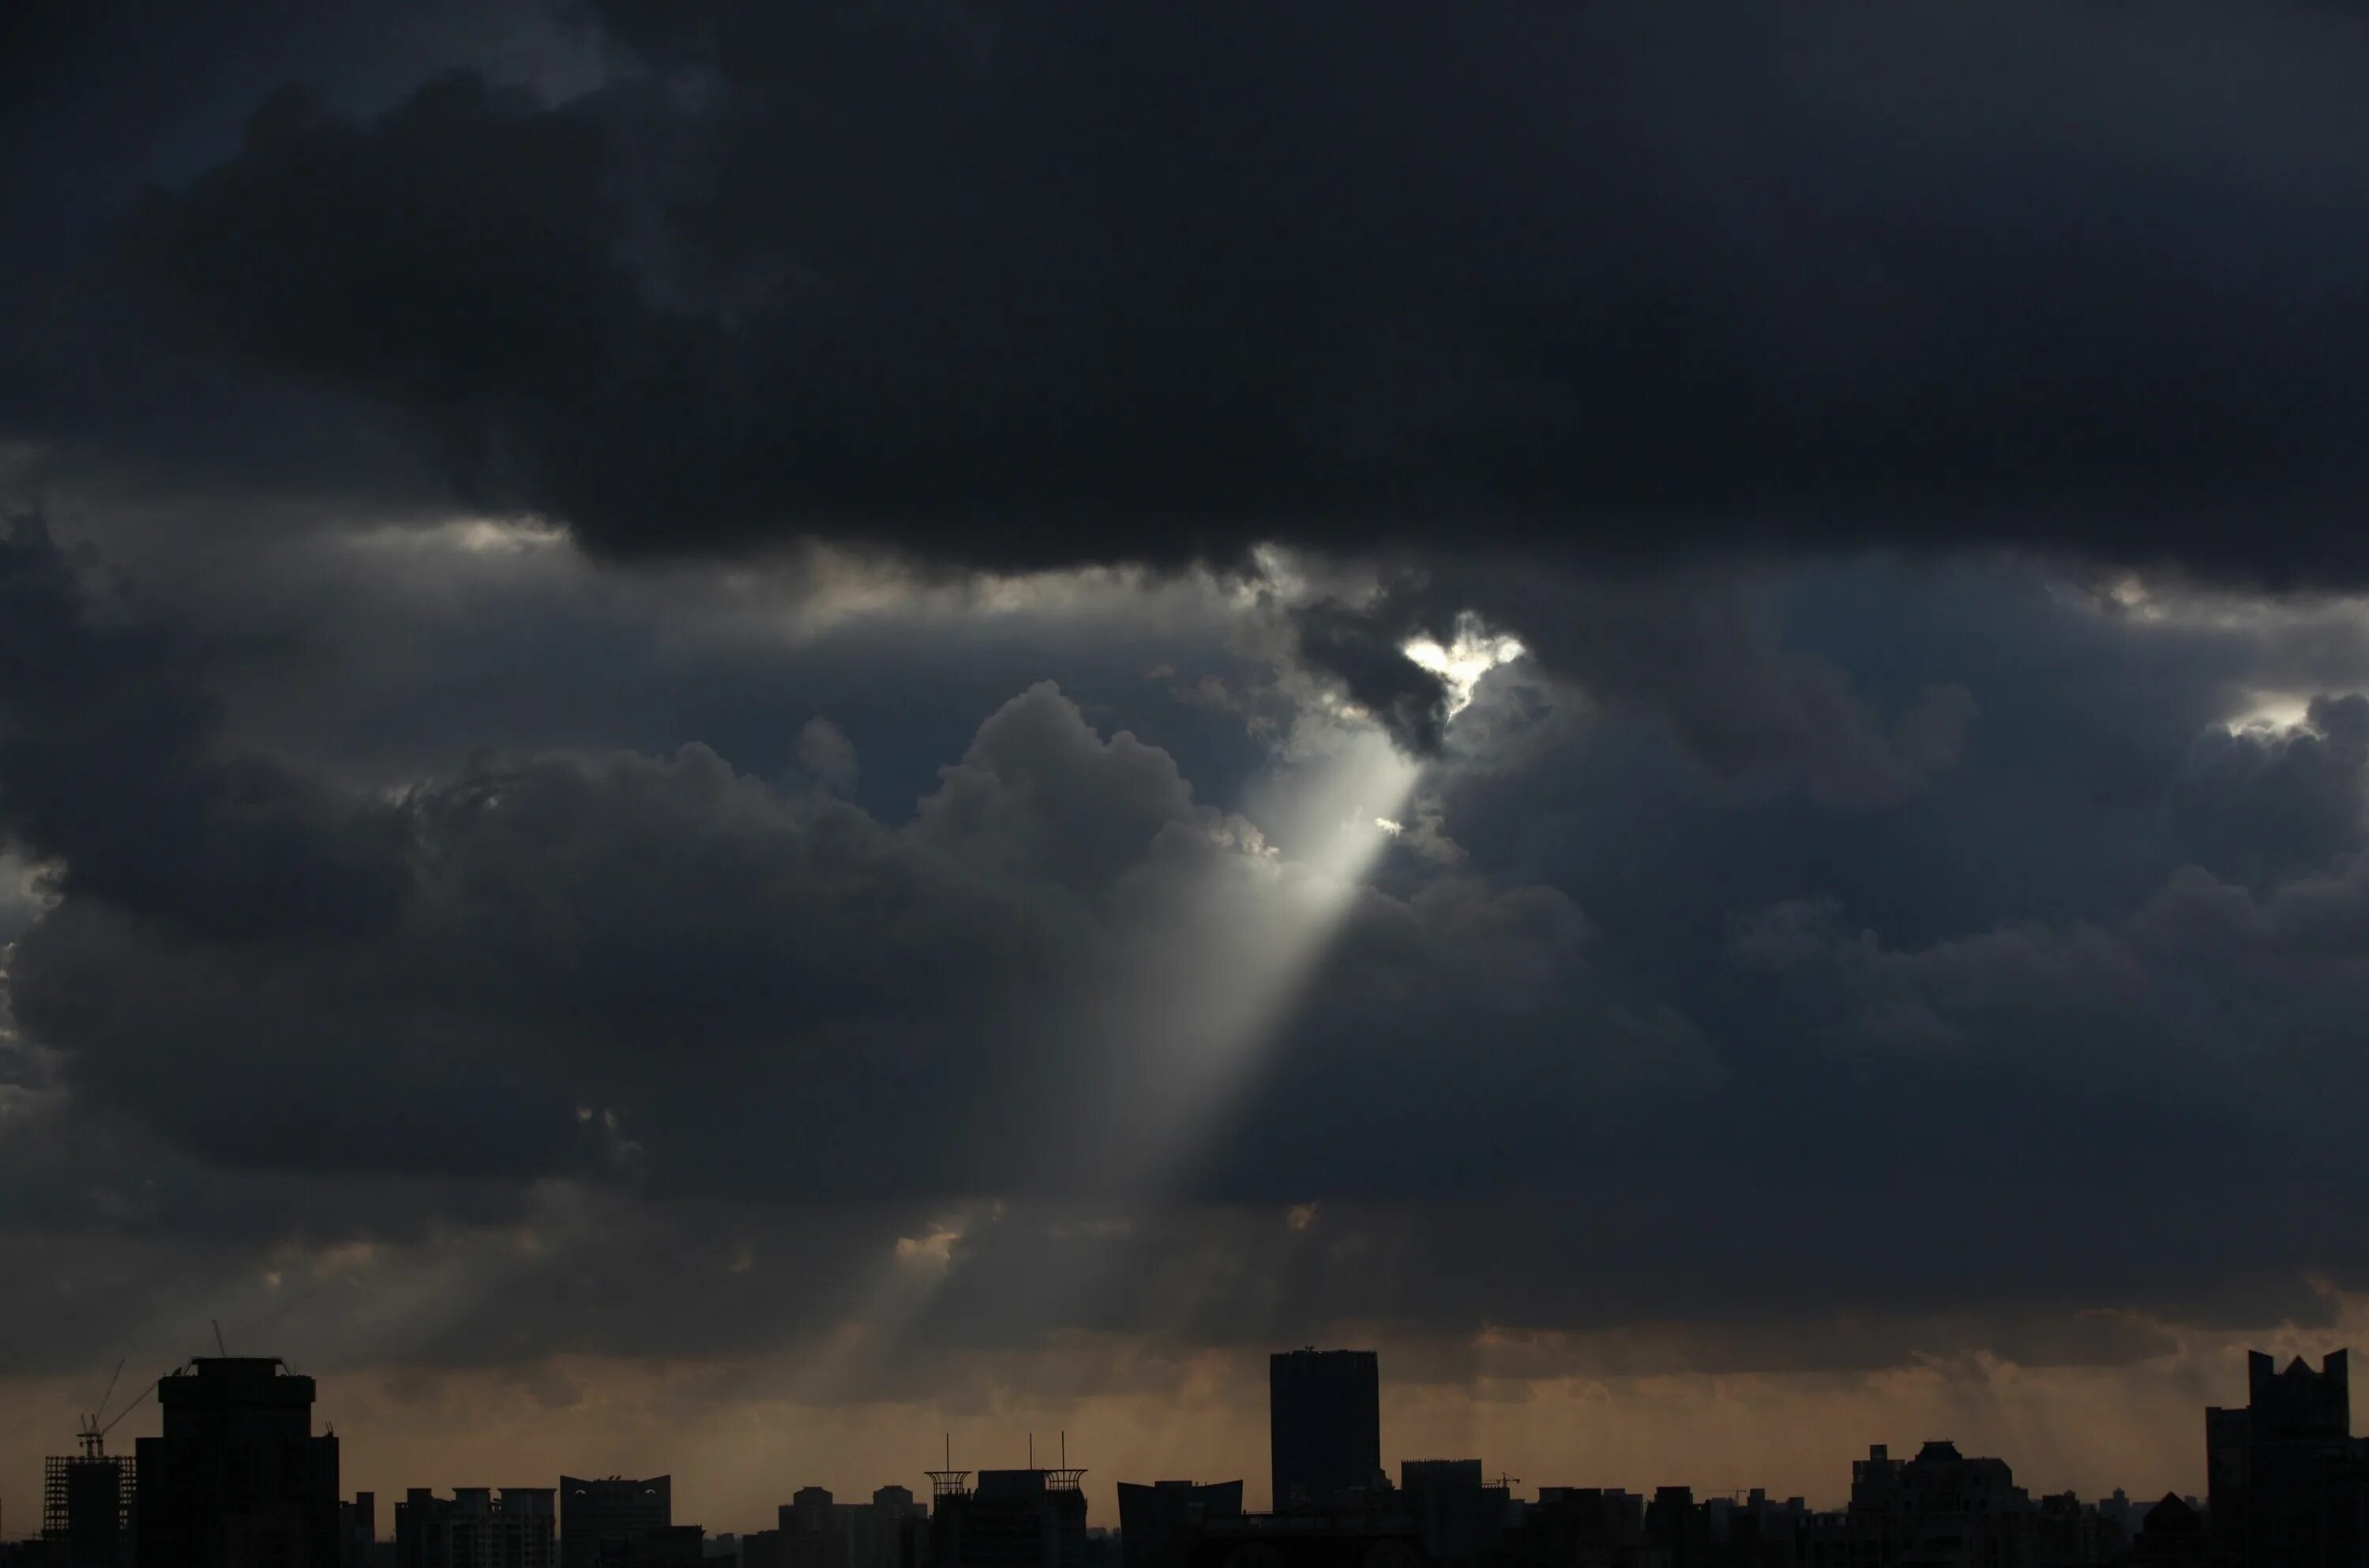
14, 1342, 2359, 1565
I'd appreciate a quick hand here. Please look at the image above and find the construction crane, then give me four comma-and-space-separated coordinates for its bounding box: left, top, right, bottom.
77, 1362, 163, 1457
75, 1360, 124, 1455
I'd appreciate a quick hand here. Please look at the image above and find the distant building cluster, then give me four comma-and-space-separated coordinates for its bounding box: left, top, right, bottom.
9, 1346, 2368, 1568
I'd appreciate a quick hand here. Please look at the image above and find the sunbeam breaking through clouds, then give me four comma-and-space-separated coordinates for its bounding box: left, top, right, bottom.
27, 0, 2369, 1528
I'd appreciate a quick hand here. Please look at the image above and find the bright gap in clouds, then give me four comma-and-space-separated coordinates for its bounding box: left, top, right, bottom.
2224, 691, 2315, 734
1403, 615, 1528, 719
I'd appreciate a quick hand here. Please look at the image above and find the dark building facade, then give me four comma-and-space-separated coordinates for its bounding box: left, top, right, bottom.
1117, 1481, 1243, 1568
1395, 1464, 1503, 1568
1269, 1352, 1381, 1514
929, 1471, 1087, 1568
1793, 1441, 2037, 1568
783, 1488, 845, 1568
396, 1487, 555, 1568
1495, 1487, 1645, 1568
134, 1358, 340, 1568
764, 1481, 928, 1568
1181, 1511, 1426, 1568
862, 1487, 926, 1568
2205, 1350, 2369, 1568
558, 1477, 671, 1568
2134, 1495, 2209, 1566
340, 1493, 377, 1568
617, 1526, 703, 1566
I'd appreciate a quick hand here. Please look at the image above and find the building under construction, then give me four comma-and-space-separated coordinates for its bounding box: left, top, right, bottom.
44, 1444, 136, 1568
46, 1358, 145, 1568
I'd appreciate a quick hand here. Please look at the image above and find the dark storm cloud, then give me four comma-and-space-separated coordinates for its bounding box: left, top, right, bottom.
7, 529, 2369, 1369
0, 0, 593, 515
1341, 562, 2369, 1326
17, 0, 2369, 1379
2170, 695, 2369, 888
82, 0, 2369, 583
0, 516, 410, 935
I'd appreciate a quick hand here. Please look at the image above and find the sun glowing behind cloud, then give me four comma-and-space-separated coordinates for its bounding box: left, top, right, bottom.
2224, 691, 2316, 734
1402, 616, 1527, 718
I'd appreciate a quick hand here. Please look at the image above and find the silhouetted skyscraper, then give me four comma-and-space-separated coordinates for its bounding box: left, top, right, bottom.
133, 1357, 340, 1568
1268, 1350, 1380, 1514
2205, 1349, 2368, 1568
559, 1476, 671, 1568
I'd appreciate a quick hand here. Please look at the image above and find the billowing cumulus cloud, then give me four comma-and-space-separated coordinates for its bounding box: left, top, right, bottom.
0, 520, 1598, 1203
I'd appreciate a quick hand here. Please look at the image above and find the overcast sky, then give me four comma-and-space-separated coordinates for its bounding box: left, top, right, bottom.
8, 0, 2369, 1536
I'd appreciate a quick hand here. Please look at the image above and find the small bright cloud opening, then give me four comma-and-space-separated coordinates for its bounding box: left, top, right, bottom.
2225, 692, 2316, 735
1402, 615, 1526, 718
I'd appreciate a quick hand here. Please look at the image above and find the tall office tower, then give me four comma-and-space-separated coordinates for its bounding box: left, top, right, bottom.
134, 1358, 340, 1568
1268, 1349, 1381, 1514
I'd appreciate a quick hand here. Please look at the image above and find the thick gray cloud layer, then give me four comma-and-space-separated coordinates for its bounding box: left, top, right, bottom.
15, 1, 2369, 585
34, 0, 2367, 755
8, 511, 2369, 1382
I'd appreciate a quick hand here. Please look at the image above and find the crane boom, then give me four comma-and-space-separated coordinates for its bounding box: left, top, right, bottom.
92, 1359, 125, 1428
96, 1376, 157, 1439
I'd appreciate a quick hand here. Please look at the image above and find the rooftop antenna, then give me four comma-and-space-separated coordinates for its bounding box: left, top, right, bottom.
927, 1431, 971, 1502
1046, 1428, 1086, 1494
1029, 1433, 1034, 1469
212, 1321, 227, 1357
